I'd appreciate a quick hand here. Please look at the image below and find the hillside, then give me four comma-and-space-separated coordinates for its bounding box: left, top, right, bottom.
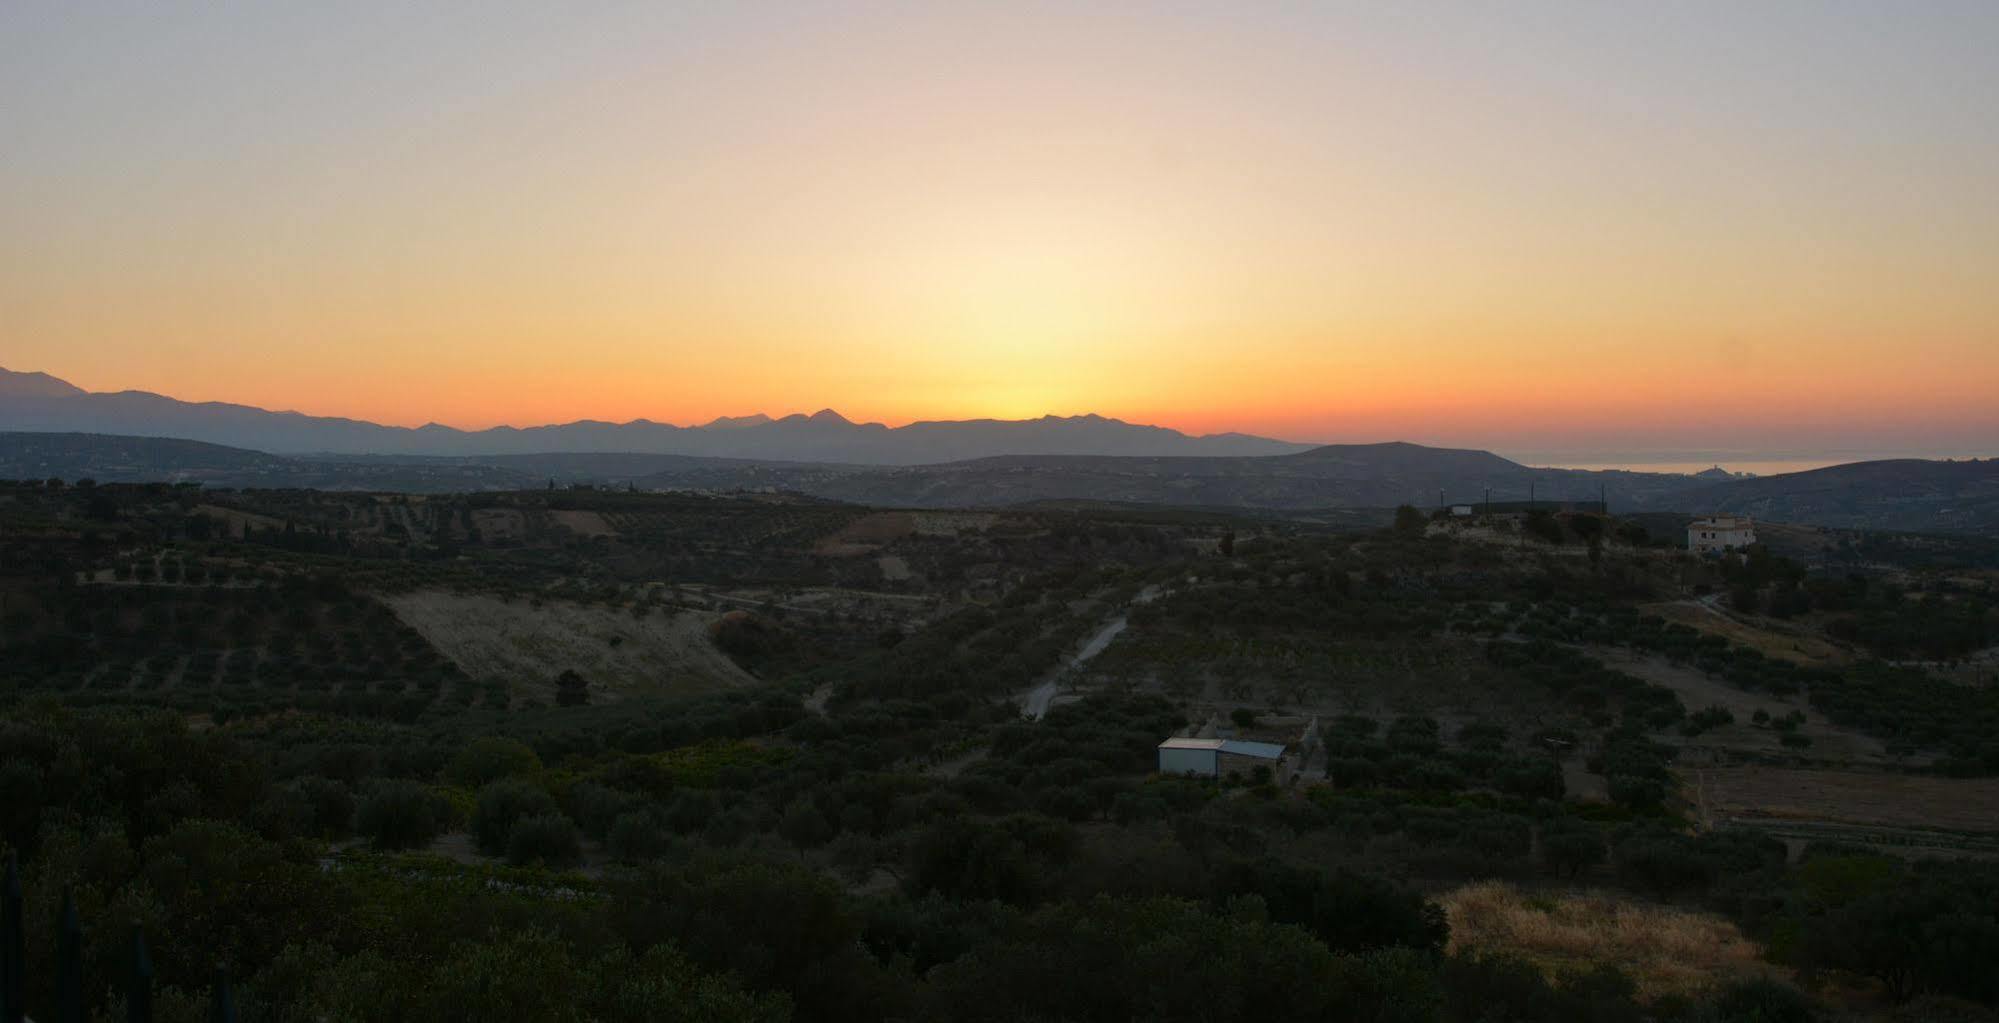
773, 443, 1705, 511
1670, 457, 1999, 535
0, 432, 539, 491
0, 431, 292, 480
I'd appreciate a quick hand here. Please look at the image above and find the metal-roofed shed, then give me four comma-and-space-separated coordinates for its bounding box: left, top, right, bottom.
1157, 737, 1286, 778
1157, 738, 1224, 776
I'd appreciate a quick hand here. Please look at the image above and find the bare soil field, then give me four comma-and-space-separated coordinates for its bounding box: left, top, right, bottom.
1693, 766, 1999, 834
1591, 648, 1891, 765
815, 511, 915, 556
549, 509, 616, 537
471, 508, 527, 542
195, 503, 285, 533
382, 590, 754, 699
912, 511, 997, 536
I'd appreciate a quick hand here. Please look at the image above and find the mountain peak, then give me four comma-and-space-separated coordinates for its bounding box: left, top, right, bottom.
701, 413, 772, 430
0, 375, 1310, 462
0, 367, 87, 399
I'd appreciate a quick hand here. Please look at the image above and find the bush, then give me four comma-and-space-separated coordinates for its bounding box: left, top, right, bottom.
1607, 775, 1668, 813
1683, 705, 1735, 736
1394, 504, 1428, 537
608, 810, 675, 863
1712, 977, 1817, 1023
1614, 829, 1716, 895
356, 780, 450, 851
565, 781, 636, 840
442, 736, 543, 788
507, 812, 582, 868
1887, 996, 1999, 1023
1541, 821, 1605, 878
1524, 511, 1565, 545
1440, 952, 1556, 1021
473, 778, 561, 855
277, 776, 355, 839
778, 801, 835, 855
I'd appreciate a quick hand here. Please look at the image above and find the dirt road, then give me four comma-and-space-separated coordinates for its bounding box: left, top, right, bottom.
1018, 584, 1163, 720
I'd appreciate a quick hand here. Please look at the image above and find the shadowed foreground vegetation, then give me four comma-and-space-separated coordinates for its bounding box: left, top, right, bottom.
3, 480, 1998, 1020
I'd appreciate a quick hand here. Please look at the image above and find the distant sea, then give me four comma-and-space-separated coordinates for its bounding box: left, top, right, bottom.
1507, 451, 1995, 477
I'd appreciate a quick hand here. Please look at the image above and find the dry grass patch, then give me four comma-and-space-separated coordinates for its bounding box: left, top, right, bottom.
1639, 600, 1849, 667
1442, 882, 1769, 999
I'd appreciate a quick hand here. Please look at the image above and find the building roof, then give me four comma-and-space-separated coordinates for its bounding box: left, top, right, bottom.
1158, 737, 1225, 751
1217, 740, 1286, 760
1158, 737, 1287, 759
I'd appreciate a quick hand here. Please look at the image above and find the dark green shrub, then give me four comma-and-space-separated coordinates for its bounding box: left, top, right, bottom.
473, 778, 561, 855
608, 810, 675, 863
506, 811, 582, 868
442, 736, 542, 788
1712, 977, 1817, 1023
356, 779, 450, 851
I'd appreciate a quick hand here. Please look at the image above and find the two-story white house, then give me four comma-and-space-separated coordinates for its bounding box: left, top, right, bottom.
1687, 515, 1756, 554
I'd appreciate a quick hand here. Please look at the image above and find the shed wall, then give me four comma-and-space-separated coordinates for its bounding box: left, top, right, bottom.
1158, 747, 1218, 776
1217, 751, 1280, 778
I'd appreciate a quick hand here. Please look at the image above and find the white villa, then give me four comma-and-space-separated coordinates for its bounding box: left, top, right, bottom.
1687, 515, 1756, 554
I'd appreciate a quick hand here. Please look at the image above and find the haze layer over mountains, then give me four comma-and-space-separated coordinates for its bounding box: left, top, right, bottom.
0, 368, 1306, 464
6, 367, 1997, 536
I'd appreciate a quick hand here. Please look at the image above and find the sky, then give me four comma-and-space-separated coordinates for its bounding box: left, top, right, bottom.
4, 2, 1997, 458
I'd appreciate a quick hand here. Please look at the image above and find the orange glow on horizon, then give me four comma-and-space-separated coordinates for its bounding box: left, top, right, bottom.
4, 4, 1997, 455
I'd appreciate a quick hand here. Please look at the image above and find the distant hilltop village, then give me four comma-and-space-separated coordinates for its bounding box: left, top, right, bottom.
1688, 515, 1756, 554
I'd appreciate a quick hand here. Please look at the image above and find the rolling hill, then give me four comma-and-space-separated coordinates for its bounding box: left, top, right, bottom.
1666, 457, 1999, 534
762, 443, 1710, 511
7, 424, 1994, 536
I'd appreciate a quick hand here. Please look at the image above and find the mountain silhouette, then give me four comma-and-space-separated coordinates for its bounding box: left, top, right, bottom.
0, 368, 1311, 464
0, 368, 87, 399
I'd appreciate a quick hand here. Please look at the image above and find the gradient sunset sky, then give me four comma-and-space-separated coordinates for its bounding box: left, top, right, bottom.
4, 2, 1996, 458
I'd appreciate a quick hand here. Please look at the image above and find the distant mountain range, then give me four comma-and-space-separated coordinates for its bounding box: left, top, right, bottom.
0, 368, 1310, 464
6, 368, 1994, 535
8, 430, 1997, 536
